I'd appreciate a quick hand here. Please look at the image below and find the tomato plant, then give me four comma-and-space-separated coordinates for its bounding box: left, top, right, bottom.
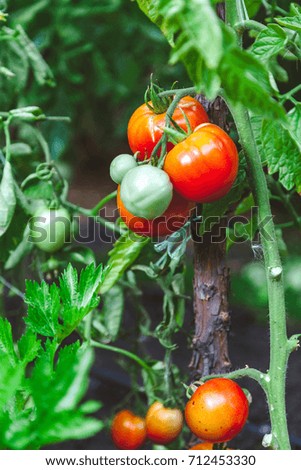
145, 402, 183, 445
111, 410, 146, 450
29, 207, 71, 253
1, 0, 301, 454
117, 186, 192, 237
185, 378, 249, 443
120, 165, 173, 219
127, 96, 209, 160
163, 123, 239, 203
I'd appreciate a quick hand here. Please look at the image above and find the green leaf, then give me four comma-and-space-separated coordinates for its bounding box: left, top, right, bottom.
135, 0, 173, 44
59, 263, 104, 338
276, 15, 301, 33
220, 47, 285, 120
0, 162, 17, 237
262, 120, 301, 192
5, 143, 32, 159
29, 342, 102, 447
100, 232, 150, 294
15, 26, 55, 87
0, 318, 17, 365
250, 114, 264, 161
52, 344, 93, 412
0, 357, 24, 409
102, 285, 124, 341
17, 330, 41, 365
42, 413, 103, 444
25, 280, 61, 337
172, 272, 186, 328
245, 0, 261, 18
23, 180, 54, 200
5, 224, 33, 270
161, 0, 223, 70
235, 193, 255, 216
251, 24, 288, 61
287, 104, 301, 143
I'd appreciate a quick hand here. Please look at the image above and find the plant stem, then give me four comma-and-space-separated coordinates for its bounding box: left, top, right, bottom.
0, 275, 24, 299
226, 0, 291, 449
3, 119, 12, 162
234, 19, 265, 33
158, 87, 196, 98
91, 339, 155, 384
90, 190, 117, 215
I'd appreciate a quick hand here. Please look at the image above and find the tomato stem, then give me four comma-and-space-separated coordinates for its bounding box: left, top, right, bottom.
225, 0, 291, 450
91, 339, 156, 385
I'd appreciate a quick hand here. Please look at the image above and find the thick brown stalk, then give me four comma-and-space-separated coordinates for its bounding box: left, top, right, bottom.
189, 94, 232, 379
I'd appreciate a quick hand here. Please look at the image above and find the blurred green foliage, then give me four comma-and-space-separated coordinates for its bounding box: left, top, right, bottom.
231, 257, 301, 322
4, 0, 187, 162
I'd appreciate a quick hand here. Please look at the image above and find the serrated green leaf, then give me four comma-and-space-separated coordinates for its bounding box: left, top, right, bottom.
79, 400, 102, 414
220, 48, 285, 120
251, 24, 287, 61
59, 263, 104, 339
0, 162, 16, 237
165, 0, 223, 70
53, 345, 93, 413
29, 342, 102, 447
42, 413, 103, 444
0, 318, 17, 365
262, 120, 301, 192
250, 114, 264, 161
25, 280, 61, 337
17, 330, 41, 365
276, 15, 301, 32
0, 357, 24, 409
288, 104, 301, 143
100, 232, 150, 294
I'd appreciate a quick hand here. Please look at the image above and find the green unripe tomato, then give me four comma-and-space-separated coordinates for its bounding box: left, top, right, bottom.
120, 165, 173, 219
110, 154, 138, 184
30, 207, 71, 253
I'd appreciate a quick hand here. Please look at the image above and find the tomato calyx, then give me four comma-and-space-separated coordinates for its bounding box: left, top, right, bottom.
144, 79, 171, 114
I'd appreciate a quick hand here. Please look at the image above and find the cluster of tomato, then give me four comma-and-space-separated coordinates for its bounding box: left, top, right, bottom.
111, 378, 249, 450
110, 96, 239, 238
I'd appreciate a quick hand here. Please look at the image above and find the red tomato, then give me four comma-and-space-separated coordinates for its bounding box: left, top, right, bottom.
145, 402, 183, 445
185, 378, 249, 443
127, 96, 209, 161
111, 410, 146, 450
117, 186, 192, 238
163, 123, 239, 203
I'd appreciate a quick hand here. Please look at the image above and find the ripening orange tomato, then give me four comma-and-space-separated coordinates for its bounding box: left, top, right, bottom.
111, 410, 146, 450
145, 402, 183, 445
185, 378, 249, 443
